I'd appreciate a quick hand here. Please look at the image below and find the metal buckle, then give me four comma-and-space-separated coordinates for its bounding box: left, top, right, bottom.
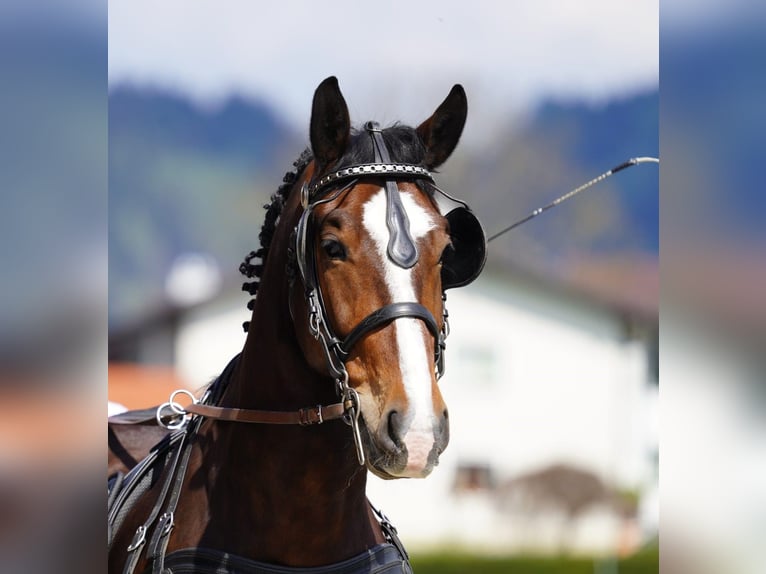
159, 512, 174, 536
341, 387, 365, 466
299, 405, 323, 426
127, 525, 147, 552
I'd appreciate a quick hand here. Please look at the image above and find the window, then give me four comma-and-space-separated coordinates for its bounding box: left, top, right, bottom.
452, 463, 494, 493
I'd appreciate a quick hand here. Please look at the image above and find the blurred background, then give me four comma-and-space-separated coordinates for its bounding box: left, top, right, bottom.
107, 1, 658, 571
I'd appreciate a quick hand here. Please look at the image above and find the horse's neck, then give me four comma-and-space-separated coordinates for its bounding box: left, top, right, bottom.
190, 226, 383, 565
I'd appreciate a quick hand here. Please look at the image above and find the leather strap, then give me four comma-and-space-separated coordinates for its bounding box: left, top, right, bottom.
369, 504, 412, 574
123, 416, 203, 574
366, 122, 419, 268
185, 401, 347, 425
339, 302, 439, 359
122, 427, 188, 574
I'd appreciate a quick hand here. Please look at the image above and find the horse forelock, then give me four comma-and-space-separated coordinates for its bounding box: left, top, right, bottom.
334, 124, 427, 171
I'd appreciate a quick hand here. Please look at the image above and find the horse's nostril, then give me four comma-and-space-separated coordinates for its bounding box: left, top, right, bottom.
387, 410, 402, 446
443, 408, 449, 420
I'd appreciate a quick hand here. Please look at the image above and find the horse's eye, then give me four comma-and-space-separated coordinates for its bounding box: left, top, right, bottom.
321, 239, 347, 261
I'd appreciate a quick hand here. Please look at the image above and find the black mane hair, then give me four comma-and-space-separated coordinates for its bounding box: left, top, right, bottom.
239, 149, 312, 331
239, 123, 428, 332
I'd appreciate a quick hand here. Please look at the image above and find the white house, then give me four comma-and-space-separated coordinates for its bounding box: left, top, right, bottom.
364, 267, 657, 555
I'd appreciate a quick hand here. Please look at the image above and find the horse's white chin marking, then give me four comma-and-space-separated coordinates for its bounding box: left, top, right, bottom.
363, 188, 438, 474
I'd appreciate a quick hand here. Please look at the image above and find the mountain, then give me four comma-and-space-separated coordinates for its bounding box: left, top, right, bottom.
530, 92, 659, 252
437, 89, 658, 295
109, 88, 302, 327
108, 86, 659, 328
109, 90, 292, 164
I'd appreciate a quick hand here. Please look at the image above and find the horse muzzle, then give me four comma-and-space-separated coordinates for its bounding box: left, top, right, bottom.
361, 408, 449, 479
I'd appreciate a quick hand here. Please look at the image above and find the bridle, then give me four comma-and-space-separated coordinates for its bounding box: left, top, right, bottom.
292, 122, 486, 464
161, 123, 487, 468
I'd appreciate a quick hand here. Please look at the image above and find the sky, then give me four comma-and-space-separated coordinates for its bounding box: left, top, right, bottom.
109, 0, 658, 141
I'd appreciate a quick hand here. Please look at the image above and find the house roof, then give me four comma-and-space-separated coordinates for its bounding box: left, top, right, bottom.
482, 253, 658, 322
108, 363, 192, 411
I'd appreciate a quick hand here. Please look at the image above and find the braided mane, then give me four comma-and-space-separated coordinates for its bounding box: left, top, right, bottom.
239, 149, 312, 331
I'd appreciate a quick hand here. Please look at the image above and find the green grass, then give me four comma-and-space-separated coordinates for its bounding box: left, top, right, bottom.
409, 548, 659, 574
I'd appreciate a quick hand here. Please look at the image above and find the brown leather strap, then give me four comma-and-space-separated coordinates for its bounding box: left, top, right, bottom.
185, 402, 347, 425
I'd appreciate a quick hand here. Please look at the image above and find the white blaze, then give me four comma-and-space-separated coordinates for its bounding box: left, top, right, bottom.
362, 188, 437, 473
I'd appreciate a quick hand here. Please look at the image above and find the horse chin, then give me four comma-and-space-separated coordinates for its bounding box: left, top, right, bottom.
365, 463, 401, 481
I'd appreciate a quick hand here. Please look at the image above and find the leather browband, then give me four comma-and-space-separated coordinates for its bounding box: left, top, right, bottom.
185, 401, 347, 426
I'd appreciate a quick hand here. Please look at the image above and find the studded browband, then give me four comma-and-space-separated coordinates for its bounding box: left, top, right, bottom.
308, 163, 433, 198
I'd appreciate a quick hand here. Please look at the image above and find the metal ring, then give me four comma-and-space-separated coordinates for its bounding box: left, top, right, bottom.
156, 402, 188, 430
169, 389, 197, 415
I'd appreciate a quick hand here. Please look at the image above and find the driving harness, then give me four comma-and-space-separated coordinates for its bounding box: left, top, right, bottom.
109, 356, 413, 574
108, 124, 486, 573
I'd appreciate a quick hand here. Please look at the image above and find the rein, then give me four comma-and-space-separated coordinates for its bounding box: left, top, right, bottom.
487, 156, 660, 243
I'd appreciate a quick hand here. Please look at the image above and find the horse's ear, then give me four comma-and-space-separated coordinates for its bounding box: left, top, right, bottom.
416, 84, 467, 170
310, 76, 351, 173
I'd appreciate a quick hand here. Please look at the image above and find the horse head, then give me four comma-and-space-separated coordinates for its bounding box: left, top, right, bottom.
291, 77, 485, 479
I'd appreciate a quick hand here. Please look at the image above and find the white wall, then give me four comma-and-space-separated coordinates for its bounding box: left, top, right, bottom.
175, 294, 248, 391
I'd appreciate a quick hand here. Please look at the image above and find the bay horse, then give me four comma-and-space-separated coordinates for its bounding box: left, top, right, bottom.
108, 76, 486, 573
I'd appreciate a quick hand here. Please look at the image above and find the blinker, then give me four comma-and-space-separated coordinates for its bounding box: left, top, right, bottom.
440, 206, 486, 289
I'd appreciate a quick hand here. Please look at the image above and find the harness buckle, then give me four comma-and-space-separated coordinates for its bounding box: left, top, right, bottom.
159, 512, 174, 536
307, 291, 322, 339
127, 525, 147, 552
340, 387, 365, 466
299, 405, 323, 426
